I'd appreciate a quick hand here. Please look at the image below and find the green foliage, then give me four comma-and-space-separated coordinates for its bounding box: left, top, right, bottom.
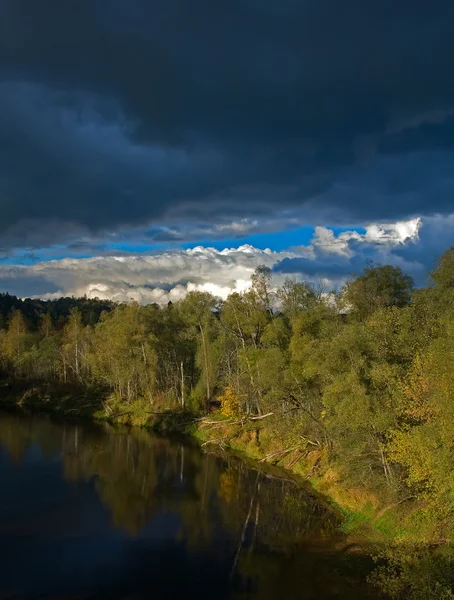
431, 246, 454, 289
251, 264, 273, 310
370, 544, 454, 599
90, 302, 158, 404
277, 276, 318, 323
343, 263, 414, 320
0, 292, 115, 330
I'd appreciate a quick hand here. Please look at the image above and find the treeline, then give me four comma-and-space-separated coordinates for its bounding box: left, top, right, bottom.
3, 249, 454, 519
0, 293, 115, 329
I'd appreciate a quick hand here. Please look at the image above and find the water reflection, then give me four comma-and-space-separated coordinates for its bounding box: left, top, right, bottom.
0, 410, 380, 599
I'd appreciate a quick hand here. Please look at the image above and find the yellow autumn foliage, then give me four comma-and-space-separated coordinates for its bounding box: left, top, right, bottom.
400, 353, 435, 422
218, 386, 243, 418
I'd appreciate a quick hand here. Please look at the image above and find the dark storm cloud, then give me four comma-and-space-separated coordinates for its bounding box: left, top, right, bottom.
0, 275, 59, 297
1, 0, 454, 248
273, 248, 372, 279
274, 256, 358, 278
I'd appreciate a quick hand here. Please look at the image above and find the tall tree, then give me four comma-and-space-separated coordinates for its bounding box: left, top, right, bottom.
179, 292, 217, 405
251, 265, 273, 315
430, 246, 454, 289
62, 308, 88, 383
2, 309, 30, 372
277, 277, 317, 320
343, 264, 414, 320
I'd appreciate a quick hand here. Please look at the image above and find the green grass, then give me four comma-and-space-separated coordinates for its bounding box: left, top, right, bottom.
339, 502, 376, 534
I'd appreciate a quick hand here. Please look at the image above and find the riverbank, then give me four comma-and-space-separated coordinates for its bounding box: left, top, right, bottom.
190, 416, 434, 546
3, 380, 454, 598
0, 379, 439, 547
190, 421, 454, 600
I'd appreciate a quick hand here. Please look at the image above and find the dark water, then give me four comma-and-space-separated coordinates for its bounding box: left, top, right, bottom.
0, 410, 380, 599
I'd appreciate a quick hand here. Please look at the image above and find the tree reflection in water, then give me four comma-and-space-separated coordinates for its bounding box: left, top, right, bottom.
0, 410, 383, 599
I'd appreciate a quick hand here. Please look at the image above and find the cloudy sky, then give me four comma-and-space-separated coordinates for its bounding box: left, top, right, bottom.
1, 0, 454, 302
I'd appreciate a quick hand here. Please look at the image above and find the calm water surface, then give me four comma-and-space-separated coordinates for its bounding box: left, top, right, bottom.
0, 410, 380, 599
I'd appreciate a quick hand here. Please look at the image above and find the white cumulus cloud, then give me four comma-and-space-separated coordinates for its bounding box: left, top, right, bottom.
0, 216, 449, 303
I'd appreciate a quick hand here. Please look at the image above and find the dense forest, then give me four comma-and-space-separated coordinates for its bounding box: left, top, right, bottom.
3, 248, 454, 548
0, 293, 115, 329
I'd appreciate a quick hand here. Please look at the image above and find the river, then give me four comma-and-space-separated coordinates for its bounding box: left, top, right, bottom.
0, 409, 381, 599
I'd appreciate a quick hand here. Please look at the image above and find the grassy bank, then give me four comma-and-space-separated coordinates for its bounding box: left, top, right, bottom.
189, 414, 450, 548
